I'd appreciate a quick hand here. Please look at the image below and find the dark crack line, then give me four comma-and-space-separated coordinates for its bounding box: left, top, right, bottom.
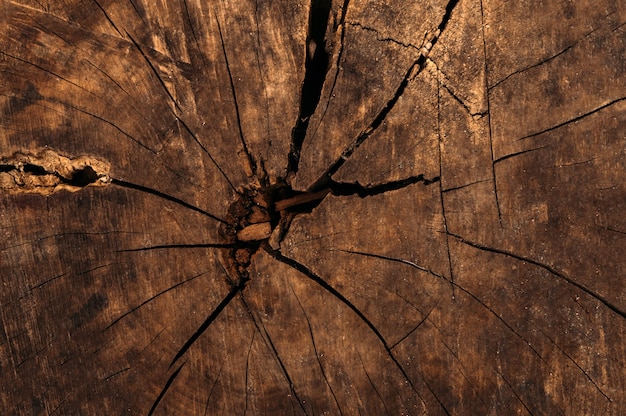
244, 330, 255, 415
346, 21, 422, 50
48, 394, 69, 416
170, 110, 238, 192
139, 324, 172, 356
93, 0, 123, 37
342, 248, 548, 364
312, 60, 421, 190
253, 0, 272, 174
29, 272, 67, 291
493, 145, 550, 164
104, 271, 209, 331
534, 325, 612, 402
110, 178, 231, 225
357, 352, 391, 416
489, 12, 624, 90
103, 367, 130, 381
128, 0, 147, 25
126, 32, 182, 111
336, 249, 445, 281
434, 66, 485, 117
436, 78, 456, 299
238, 295, 307, 414
493, 368, 534, 415
426, 318, 491, 412
147, 362, 185, 416
289, 281, 344, 416
181, 0, 205, 66
448, 232, 626, 319
203, 362, 224, 416
1, 50, 93, 95
265, 247, 442, 413
599, 225, 626, 236
479, 0, 502, 226
75, 262, 116, 277
65, 102, 155, 153
439, 0, 460, 34
308, 0, 351, 146
116, 243, 234, 252
328, 174, 440, 197
311, 0, 459, 191
517, 96, 626, 142
169, 279, 246, 368
84, 59, 156, 128
286, 0, 333, 175
389, 301, 437, 350
215, 15, 258, 181
442, 179, 490, 193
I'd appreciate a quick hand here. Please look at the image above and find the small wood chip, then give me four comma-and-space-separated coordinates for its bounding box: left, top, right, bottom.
236, 222, 272, 241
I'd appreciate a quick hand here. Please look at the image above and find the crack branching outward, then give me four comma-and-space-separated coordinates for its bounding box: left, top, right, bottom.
264, 247, 440, 411
309, 0, 460, 192
287, 0, 333, 176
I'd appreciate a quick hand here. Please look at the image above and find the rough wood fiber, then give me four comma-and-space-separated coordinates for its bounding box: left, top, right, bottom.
1, 0, 624, 414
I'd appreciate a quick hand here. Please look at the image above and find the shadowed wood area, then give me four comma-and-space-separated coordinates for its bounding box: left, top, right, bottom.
1, 0, 625, 414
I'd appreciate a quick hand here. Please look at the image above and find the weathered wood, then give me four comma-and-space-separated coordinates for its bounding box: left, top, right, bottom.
1, 0, 625, 414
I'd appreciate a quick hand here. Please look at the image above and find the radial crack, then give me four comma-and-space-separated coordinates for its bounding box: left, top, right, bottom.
116, 243, 234, 252
110, 178, 230, 225
215, 15, 258, 180
66, 103, 155, 153
328, 174, 440, 197
171, 110, 237, 192
448, 232, 626, 319
93, 0, 122, 36
343, 248, 548, 364
203, 363, 223, 416
517, 96, 626, 141
357, 352, 391, 415
286, 0, 333, 176
238, 295, 307, 414
289, 282, 344, 415
308, 0, 351, 144
478, 0, 503, 226
126, 33, 181, 111
493, 368, 535, 415
265, 247, 436, 410
104, 271, 209, 330
534, 326, 612, 402
169, 280, 246, 368
493, 146, 550, 164
147, 362, 185, 416
310, 0, 459, 191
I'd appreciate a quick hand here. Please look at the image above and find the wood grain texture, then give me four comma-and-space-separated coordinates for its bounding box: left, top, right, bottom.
1, 0, 624, 414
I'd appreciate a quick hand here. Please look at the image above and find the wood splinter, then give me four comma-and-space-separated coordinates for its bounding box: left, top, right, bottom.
237, 222, 272, 242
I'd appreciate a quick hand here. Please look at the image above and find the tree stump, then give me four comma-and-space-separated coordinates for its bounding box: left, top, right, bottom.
1, 0, 624, 414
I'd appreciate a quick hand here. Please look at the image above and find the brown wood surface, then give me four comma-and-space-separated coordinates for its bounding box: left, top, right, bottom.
1, 0, 625, 414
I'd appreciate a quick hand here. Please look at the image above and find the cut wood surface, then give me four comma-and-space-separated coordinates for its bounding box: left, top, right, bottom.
1, 0, 625, 414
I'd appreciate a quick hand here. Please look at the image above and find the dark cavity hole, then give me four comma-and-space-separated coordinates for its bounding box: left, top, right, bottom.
23, 164, 48, 175
0, 164, 14, 173
65, 166, 100, 187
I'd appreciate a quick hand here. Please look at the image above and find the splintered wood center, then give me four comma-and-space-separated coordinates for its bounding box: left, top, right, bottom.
220, 183, 330, 277
227, 185, 329, 244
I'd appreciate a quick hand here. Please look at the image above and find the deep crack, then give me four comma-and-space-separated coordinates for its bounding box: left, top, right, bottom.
287, 0, 333, 177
